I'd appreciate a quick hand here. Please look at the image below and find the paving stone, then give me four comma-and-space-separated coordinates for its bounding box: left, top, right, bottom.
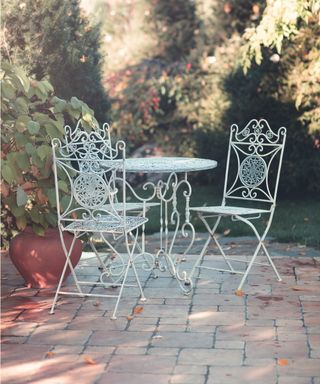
189, 310, 245, 326
276, 358, 320, 377
115, 346, 147, 355
216, 325, 275, 341
150, 331, 213, 348
148, 347, 179, 356
174, 365, 207, 375
2, 237, 320, 383
278, 378, 313, 384
215, 340, 245, 349
207, 365, 276, 384
88, 330, 153, 347
178, 348, 243, 365
28, 329, 92, 345
97, 372, 171, 384
107, 354, 176, 373
1, 321, 38, 336
170, 374, 205, 383
246, 340, 309, 358
67, 315, 128, 331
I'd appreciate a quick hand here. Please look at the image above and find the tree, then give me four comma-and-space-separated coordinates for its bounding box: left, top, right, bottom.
240, 0, 320, 133
1, 0, 110, 123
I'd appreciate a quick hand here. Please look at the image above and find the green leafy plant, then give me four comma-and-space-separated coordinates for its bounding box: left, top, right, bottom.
1, 62, 98, 247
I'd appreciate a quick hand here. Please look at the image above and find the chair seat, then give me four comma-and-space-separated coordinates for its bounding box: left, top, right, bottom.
190, 205, 270, 216
103, 202, 159, 212
64, 216, 148, 234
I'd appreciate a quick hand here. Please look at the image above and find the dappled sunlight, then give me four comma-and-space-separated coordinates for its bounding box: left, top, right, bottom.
1, 355, 104, 384
2, 360, 46, 382
189, 310, 215, 320
246, 365, 274, 380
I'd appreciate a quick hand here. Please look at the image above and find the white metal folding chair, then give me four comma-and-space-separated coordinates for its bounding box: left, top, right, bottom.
189, 119, 287, 291
76, 122, 158, 279
50, 125, 147, 319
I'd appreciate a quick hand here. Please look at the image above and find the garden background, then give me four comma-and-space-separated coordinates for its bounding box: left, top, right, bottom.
1, 0, 319, 247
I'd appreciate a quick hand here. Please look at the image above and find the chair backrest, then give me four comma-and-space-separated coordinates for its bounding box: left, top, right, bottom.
222, 119, 286, 206
52, 121, 126, 228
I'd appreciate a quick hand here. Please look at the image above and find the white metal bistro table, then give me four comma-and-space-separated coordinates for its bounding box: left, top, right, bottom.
122, 156, 217, 293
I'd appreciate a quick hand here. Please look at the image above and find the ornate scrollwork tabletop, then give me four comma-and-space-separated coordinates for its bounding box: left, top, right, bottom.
123, 157, 217, 173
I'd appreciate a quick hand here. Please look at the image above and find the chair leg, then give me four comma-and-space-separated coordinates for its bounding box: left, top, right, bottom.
189, 215, 237, 281
261, 242, 282, 281
50, 232, 81, 314
235, 215, 282, 290
110, 253, 131, 320
237, 241, 263, 291
110, 229, 146, 320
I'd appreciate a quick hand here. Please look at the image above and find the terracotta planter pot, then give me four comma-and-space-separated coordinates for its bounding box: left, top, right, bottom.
9, 227, 82, 288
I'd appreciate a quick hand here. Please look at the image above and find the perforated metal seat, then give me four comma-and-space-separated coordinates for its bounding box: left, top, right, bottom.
189, 119, 287, 291
64, 216, 148, 233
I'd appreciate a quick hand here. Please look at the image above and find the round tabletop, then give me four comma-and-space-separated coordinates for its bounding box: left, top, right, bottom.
124, 157, 217, 173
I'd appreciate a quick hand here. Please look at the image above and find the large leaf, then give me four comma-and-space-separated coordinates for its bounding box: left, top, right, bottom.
15, 97, 29, 114
58, 180, 69, 193
25, 143, 35, 155
44, 212, 57, 226
30, 207, 41, 223
46, 188, 57, 206
15, 132, 28, 146
15, 67, 30, 93
60, 195, 71, 211
33, 112, 50, 124
16, 152, 29, 171
53, 98, 67, 113
1, 164, 15, 183
27, 121, 41, 135
16, 186, 28, 206
15, 115, 31, 132
37, 144, 51, 160
2, 81, 16, 99
32, 223, 46, 236
16, 215, 27, 230
45, 123, 61, 139
10, 204, 26, 218
71, 96, 81, 109
31, 151, 43, 168
42, 80, 54, 93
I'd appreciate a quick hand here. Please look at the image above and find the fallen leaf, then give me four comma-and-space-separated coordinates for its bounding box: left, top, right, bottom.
127, 315, 134, 321
83, 356, 97, 365
278, 358, 289, 366
93, 300, 101, 307
235, 289, 245, 297
133, 306, 144, 315
45, 351, 56, 358
291, 286, 314, 292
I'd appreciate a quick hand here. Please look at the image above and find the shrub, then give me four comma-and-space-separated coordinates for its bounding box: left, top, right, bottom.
1, 62, 97, 247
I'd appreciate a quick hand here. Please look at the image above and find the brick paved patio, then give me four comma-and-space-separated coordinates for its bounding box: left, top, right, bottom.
1, 235, 320, 384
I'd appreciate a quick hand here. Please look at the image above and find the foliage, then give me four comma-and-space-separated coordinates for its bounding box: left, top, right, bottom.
240, 0, 320, 134
241, 0, 319, 69
101, 0, 319, 197
1, 0, 110, 123
107, 59, 195, 155
0, 62, 97, 247
148, 0, 198, 61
